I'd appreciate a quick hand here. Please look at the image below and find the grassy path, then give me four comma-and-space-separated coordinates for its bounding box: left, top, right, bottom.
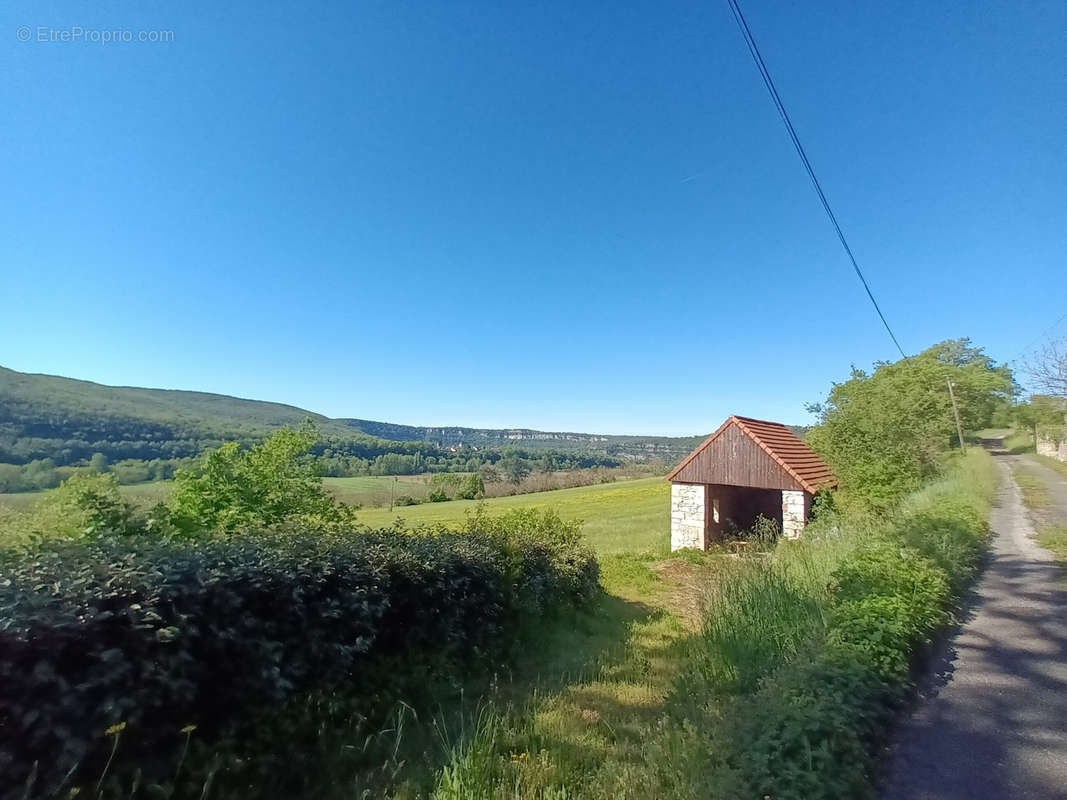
429, 551, 715, 799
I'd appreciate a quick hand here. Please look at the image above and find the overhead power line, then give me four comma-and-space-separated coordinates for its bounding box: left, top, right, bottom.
725, 0, 908, 359
1006, 310, 1067, 365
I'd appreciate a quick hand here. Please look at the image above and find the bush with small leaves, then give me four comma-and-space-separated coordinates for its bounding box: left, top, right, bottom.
0, 512, 598, 796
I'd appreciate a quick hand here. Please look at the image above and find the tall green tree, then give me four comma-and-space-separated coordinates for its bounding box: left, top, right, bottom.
500, 454, 531, 485
460, 472, 485, 499
1014, 394, 1067, 445
168, 424, 357, 535
806, 339, 1012, 510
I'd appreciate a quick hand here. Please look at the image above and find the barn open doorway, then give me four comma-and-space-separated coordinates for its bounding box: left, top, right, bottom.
706, 483, 783, 543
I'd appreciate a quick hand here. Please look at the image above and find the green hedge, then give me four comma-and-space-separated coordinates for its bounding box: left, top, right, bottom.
0, 510, 598, 797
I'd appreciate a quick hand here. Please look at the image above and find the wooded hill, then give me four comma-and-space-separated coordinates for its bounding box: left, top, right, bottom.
0, 366, 707, 467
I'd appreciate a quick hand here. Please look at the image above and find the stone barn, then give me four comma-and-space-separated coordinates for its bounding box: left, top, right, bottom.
668, 415, 836, 550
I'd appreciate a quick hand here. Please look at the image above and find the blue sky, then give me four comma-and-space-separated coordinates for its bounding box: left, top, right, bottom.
2, 1, 1065, 435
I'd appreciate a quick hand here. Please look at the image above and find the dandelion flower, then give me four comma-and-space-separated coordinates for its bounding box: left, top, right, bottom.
104, 721, 126, 736
180, 724, 197, 734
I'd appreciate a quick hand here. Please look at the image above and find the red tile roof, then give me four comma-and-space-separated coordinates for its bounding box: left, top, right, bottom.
667, 415, 836, 494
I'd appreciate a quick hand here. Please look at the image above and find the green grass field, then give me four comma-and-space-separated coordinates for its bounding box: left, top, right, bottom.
1, 475, 671, 555
355, 477, 669, 555
1, 475, 428, 513
0, 492, 40, 511
323, 474, 429, 506
118, 481, 175, 508
129, 475, 429, 511
0, 481, 176, 512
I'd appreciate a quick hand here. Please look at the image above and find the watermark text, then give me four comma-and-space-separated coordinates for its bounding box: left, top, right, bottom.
17, 25, 174, 45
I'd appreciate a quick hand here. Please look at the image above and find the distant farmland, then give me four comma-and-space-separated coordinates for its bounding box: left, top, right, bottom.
0, 475, 670, 555
0, 481, 174, 512
354, 476, 669, 555
323, 474, 430, 506
0, 475, 431, 513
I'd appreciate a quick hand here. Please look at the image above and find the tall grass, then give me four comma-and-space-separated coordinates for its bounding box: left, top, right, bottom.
425, 450, 998, 799
1003, 428, 1035, 453
667, 449, 996, 799
1033, 452, 1067, 480
1037, 523, 1067, 563
692, 563, 828, 695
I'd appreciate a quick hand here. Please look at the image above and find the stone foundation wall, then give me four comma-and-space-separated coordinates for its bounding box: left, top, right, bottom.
671, 482, 706, 551
1036, 435, 1067, 463
781, 490, 807, 540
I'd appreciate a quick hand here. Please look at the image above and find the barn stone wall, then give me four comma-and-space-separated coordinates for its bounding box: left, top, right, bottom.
671, 482, 705, 551
781, 490, 807, 540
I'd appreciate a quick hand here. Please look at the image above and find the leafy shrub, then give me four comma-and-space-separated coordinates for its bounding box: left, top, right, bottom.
167, 424, 357, 535
0, 474, 142, 556
806, 339, 1011, 510
0, 512, 599, 796
458, 472, 486, 500
829, 595, 920, 688
830, 540, 949, 621
463, 506, 600, 610
427, 473, 485, 501
747, 513, 780, 547
706, 647, 886, 800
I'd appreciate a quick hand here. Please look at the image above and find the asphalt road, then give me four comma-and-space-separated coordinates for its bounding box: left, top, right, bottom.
881, 455, 1067, 800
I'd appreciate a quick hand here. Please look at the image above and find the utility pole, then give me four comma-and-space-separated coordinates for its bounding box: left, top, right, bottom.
947, 379, 967, 453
